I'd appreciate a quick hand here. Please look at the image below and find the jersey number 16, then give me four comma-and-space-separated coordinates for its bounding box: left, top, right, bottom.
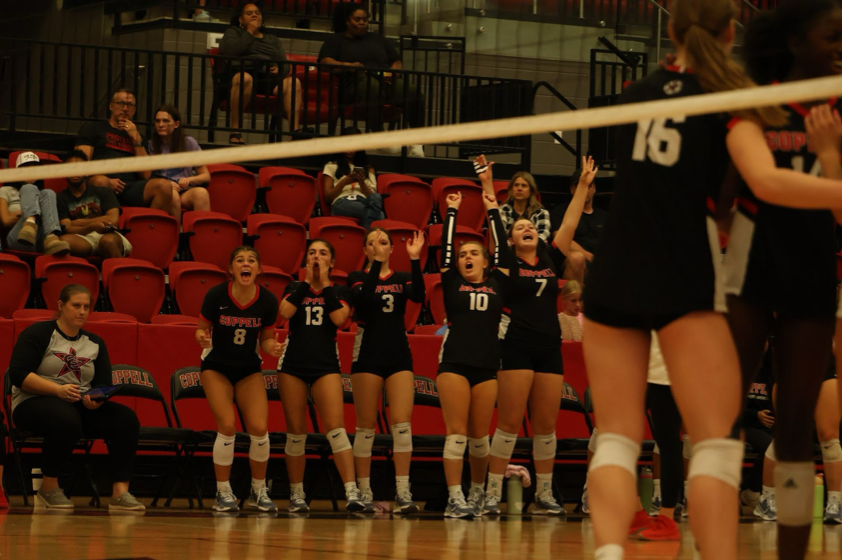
632, 117, 685, 167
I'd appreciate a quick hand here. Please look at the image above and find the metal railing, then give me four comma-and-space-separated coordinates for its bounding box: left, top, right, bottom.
0, 38, 532, 164
178, 0, 387, 27
532, 81, 580, 162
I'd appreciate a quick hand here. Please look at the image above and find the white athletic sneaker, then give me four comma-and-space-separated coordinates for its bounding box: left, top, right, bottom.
581, 484, 590, 514
288, 491, 309, 513
445, 495, 474, 519
825, 500, 842, 524
466, 486, 485, 516
753, 494, 776, 522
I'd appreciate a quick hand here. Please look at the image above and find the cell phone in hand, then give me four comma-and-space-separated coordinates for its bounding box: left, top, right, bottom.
84, 385, 123, 401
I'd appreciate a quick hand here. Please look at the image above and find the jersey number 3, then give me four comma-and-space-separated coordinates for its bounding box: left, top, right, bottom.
632, 117, 685, 167
381, 294, 395, 313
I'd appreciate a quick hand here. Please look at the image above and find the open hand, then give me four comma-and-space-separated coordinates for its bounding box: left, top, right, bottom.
109, 178, 126, 194
55, 384, 81, 403
474, 154, 494, 183
373, 231, 391, 261
757, 409, 774, 429
406, 230, 425, 260
579, 155, 598, 187
196, 328, 212, 348
806, 104, 842, 159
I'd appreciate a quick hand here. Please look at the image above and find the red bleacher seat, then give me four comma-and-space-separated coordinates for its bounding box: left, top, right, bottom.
426, 224, 486, 251
34, 255, 99, 310
255, 265, 293, 325
493, 180, 510, 204
377, 174, 433, 230
309, 217, 366, 275
413, 324, 442, 335
370, 219, 428, 272
150, 314, 199, 326
247, 214, 307, 274
87, 312, 138, 323
432, 179, 486, 232
168, 262, 228, 318
0, 254, 31, 318
207, 164, 257, 223
182, 211, 243, 270
119, 208, 179, 269
102, 258, 165, 323
258, 167, 316, 225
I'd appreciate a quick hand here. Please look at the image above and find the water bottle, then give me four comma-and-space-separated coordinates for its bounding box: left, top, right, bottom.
814, 474, 825, 519
638, 467, 653, 514
507, 476, 524, 515
31, 468, 42, 492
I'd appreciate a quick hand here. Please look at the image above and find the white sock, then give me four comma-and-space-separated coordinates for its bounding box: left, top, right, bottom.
448, 485, 464, 500
358, 477, 371, 494
830, 491, 841, 505
487, 473, 504, 497
762, 485, 775, 498
290, 482, 304, 495
536, 473, 553, 494
344, 481, 359, 495
653, 479, 661, 499
396, 476, 410, 494
470, 481, 484, 493
594, 543, 624, 560
683, 481, 689, 499
216, 480, 233, 493
251, 478, 266, 490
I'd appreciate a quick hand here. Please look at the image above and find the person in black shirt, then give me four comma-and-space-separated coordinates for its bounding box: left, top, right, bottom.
277, 239, 365, 513
319, 3, 424, 155
8, 284, 143, 511
436, 191, 510, 519
348, 228, 425, 513
75, 89, 174, 215
196, 246, 283, 513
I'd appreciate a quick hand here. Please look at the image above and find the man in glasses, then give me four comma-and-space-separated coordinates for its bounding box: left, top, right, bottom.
74, 89, 174, 216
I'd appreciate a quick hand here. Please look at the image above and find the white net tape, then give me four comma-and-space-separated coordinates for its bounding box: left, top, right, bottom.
1, 75, 841, 184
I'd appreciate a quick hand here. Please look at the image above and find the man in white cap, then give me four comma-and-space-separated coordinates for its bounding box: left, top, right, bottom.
0, 152, 70, 255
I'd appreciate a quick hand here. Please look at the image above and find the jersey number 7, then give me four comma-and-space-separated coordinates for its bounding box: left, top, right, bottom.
632, 117, 686, 167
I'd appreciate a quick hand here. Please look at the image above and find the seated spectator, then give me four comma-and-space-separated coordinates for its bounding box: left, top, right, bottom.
558, 280, 583, 341
498, 172, 551, 242
549, 161, 605, 282
321, 128, 384, 229
220, 1, 304, 144
318, 3, 424, 156
0, 152, 70, 255
147, 104, 211, 221
8, 284, 144, 511
57, 150, 132, 260
75, 88, 175, 216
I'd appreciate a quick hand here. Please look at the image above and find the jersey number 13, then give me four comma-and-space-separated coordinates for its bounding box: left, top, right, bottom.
632, 117, 685, 167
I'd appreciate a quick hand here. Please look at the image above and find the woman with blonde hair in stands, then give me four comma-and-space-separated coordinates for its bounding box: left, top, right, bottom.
558, 280, 584, 342
498, 171, 551, 243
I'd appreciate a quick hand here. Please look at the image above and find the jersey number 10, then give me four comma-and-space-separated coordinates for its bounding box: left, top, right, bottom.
632, 117, 685, 167
469, 292, 489, 311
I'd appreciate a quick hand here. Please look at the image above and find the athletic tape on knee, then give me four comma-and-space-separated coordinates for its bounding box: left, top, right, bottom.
443, 434, 467, 460
588, 428, 599, 454
765, 441, 776, 462
249, 433, 270, 463
821, 439, 842, 463
682, 434, 692, 460
213, 433, 236, 467
391, 423, 413, 454
285, 433, 307, 457
653, 442, 660, 456
589, 432, 640, 478
533, 433, 558, 461
775, 461, 816, 527
327, 428, 352, 454
469, 436, 490, 458
353, 427, 376, 458
490, 429, 518, 460
687, 438, 744, 490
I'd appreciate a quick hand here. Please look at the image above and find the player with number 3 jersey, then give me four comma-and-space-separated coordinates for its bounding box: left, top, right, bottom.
196, 246, 283, 513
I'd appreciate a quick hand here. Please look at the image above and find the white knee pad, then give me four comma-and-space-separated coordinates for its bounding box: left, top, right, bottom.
821, 439, 842, 463
687, 438, 744, 491
653, 442, 660, 456
469, 436, 490, 458
327, 428, 352, 454
775, 461, 815, 527
213, 433, 236, 467
353, 427, 376, 458
490, 429, 518, 460
249, 433, 270, 463
588, 428, 599, 454
391, 423, 413, 454
682, 434, 692, 460
533, 433, 557, 461
285, 433, 307, 457
765, 441, 776, 462
589, 432, 640, 479
443, 434, 467, 460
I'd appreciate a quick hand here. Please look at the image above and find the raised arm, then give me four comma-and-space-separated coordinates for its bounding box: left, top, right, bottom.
440, 192, 461, 273
473, 154, 496, 199
484, 193, 513, 275
554, 155, 597, 256
406, 231, 427, 303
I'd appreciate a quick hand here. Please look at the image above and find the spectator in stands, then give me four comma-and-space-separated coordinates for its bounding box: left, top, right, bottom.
318, 3, 424, 156
147, 104, 211, 221
322, 127, 384, 229
0, 152, 71, 255
549, 166, 606, 282
498, 172, 551, 242
75, 89, 175, 216
8, 284, 144, 511
558, 280, 583, 341
57, 150, 132, 260
220, 1, 304, 145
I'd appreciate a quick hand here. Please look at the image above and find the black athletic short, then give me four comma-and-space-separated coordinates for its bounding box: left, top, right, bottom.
825, 360, 837, 382
202, 360, 262, 386
278, 366, 337, 386
438, 362, 497, 387
116, 179, 150, 208
500, 338, 563, 375
584, 301, 695, 332
351, 362, 413, 379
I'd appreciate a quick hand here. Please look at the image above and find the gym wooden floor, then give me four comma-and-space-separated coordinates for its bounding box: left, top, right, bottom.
0, 503, 839, 560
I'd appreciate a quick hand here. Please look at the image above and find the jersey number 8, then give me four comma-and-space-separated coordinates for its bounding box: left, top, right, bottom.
632, 117, 685, 167
233, 328, 247, 345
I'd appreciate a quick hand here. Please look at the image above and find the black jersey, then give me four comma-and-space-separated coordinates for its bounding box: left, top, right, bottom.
200, 282, 279, 371
348, 259, 425, 367
724, 101, 837, 316
585, 68, 731, 318
279, 282, 352, 372
499, 241, 562, 348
